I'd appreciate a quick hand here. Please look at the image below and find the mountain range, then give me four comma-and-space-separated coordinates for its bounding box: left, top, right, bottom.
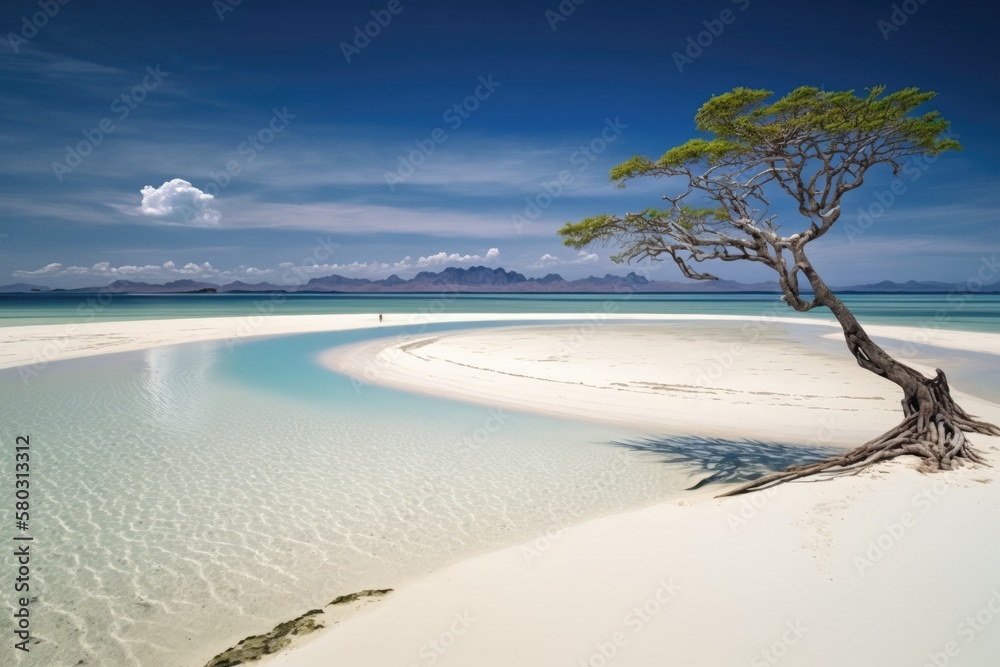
0, 267, 996, 294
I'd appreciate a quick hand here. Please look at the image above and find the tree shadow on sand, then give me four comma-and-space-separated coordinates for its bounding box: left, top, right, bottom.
609, 436, 843, 490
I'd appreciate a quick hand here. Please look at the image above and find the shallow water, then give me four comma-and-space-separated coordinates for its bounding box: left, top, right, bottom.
2, 292, 999, 332
782, 322, 1000, 402
1, 322, 698, 667
2, 317, 998, 667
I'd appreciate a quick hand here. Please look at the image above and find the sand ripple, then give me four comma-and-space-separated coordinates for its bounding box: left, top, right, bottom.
0, 341, 691, 666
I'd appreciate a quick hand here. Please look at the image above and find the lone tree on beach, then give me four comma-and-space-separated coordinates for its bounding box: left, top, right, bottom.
559, 86, 1000, 495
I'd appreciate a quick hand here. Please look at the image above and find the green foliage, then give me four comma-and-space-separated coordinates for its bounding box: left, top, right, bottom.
608, 155, 655, 183
605, 85, 961, 187
559, 214, 615, 249
695, 85, 958, 150
675, 205, 725, 230
557, 205, 728, 251
693, 86, 773, 136
656, 138, 749, 170
562, 85, 962, 274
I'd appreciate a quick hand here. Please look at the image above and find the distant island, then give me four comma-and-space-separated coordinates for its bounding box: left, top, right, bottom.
1, 266, 996, 295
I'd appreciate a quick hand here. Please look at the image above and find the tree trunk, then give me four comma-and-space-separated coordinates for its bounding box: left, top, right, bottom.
719, 248, 999, 496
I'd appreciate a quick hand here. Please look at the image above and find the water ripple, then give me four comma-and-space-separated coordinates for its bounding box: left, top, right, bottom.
0, 342, 695, 666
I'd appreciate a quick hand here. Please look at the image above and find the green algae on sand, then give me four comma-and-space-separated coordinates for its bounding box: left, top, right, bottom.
205, 588, 393, 666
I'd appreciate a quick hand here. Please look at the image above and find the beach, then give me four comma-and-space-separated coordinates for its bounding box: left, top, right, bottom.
323, 322, 909, 444
4, 310, 998, 373
288, 318, 1000, 666
7, 1, 999, 663
263, 456, 1000, 667
4, 313, 1000, 666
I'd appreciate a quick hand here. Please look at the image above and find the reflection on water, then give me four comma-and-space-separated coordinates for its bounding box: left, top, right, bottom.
2, 319, 997, 666
141, 344, 218, 428
0, 330, 692, 667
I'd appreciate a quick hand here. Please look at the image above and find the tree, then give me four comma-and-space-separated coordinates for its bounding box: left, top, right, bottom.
559, 86, 999, 495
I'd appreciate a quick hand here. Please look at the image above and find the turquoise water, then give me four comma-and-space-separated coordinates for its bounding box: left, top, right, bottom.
0, 321, 699, 667
2, 292, 1000, 332
2, 303, 999, 666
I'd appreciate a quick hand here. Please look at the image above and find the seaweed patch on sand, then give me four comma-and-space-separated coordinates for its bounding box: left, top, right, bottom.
205, 589, 393, 666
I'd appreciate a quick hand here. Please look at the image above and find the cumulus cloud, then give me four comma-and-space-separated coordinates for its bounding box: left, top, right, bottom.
14, 260, 234, 285
14, 262, 65, 276
137, 178, 221, 226
285, 261, 394, 276
282, 249, 500, 277
274, 260, 408, 280
529, 250, 599, 269
12, 248, 507, 288
415, 247, 500, 268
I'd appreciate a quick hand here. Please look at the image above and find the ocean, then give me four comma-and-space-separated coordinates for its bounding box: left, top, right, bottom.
1, 294, 998, 666
2, 292, 999, 332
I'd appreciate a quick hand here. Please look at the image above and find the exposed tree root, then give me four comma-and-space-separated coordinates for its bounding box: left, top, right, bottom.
718, 369, 1000, 497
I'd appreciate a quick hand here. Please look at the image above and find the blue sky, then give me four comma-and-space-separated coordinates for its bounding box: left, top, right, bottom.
1, 0, 998, 288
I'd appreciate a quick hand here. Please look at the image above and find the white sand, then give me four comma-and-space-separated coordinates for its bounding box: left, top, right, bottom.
299, 321, 1000, 666
3, 314, 1000, 665
3, 312, 998, 373
266, 456, 1000, 666
323, 322, 1000, 447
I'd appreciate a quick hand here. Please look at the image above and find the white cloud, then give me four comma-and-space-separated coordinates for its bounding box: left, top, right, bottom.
0, 50, 123, 78
415, 247, 500, 267
11, 247, 508, 288
13, 260, 231, 284
529, 250, 599, 270
282, 261, 393, 276
14, 262, 65, 276
137, 178, 221, 226
276, 249, 499, 279
11, 258, 415, 286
